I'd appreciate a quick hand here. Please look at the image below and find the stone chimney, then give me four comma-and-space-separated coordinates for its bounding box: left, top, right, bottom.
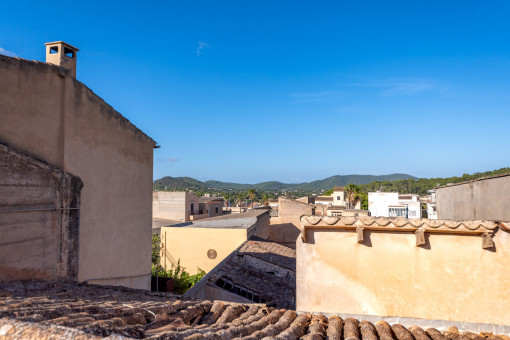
45, 41, 79, 77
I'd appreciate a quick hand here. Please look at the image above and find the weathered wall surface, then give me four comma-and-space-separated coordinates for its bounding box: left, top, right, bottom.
0, 142, 82, 281
160, 227, 247, 274
297, 224, 510, 326
270, 197, 313, 248
153, 192, 186, 221
0, 56, 154, 289
436, 175, 510, 220
153, 192, 199, 222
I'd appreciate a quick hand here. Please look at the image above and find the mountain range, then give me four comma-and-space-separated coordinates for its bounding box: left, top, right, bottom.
153, 173, 417, 192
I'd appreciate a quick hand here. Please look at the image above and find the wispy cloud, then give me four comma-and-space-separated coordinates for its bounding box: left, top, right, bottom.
289, 90, 349, 103
349, 78, 438, 96
196, 41, 210, 56
0, 47, 17, 57
158, 157, 180, 165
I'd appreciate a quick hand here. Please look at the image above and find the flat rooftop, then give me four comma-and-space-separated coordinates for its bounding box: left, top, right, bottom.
163, 210, 270, 229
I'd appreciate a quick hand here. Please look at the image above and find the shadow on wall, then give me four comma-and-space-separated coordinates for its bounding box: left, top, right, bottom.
269, 223, 300, 249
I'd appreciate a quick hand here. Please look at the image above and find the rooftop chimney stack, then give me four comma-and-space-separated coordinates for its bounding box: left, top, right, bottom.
45, 41, 79, 77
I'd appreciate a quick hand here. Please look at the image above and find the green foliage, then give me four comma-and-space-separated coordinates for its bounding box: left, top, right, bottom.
323, 188, 334, 196
151, 260, 206, 294
236, 192, 245, 207
345, 183, 361, 209
261, 194, 270, 206
359, 192, 368, 210
357, 168, 510, 196
153, 174, 416, 192
151, 168, 510, 205
152, 234, 161, 265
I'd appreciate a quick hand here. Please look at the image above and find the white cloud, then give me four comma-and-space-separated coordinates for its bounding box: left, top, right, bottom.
196, 41, 210, 56
348, 78, 438, 96
157, 157, 180, 167
158, 157, 179, 163
289, 90, 349, 103
0, 47, 17, 57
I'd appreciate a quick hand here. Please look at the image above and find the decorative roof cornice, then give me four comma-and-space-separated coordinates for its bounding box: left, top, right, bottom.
300, 216, 509, 249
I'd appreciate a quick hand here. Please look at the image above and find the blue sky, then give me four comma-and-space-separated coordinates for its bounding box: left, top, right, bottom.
1, 1, 510, 183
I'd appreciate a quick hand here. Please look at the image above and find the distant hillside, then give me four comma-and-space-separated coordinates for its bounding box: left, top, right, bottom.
358, 167, 510, 196
153, 173, 416, 192
293, 174, 416, 190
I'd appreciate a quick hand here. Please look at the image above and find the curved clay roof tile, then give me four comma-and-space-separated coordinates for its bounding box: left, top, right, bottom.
360, 216, 375, 226
409, 219, 425, 228
304, 216, 322, 225
426, 220, 444, 228
323, 216, 340, 225
463, 220, 484, 230
375, 217, 392, 226
393, 218, 409, 227
340, 217, 357, 225
444, 221, 462, 229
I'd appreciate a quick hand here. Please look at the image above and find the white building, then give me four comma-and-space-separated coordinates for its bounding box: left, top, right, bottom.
368, 192, 422, 219
425, 189, 438, 219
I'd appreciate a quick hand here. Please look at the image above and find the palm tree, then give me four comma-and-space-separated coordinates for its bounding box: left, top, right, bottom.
223, 194, 230, 207
261, 194, 270, 206
247, 189, 256, 208
236, 192, 245, 209
345, 183, 360, 209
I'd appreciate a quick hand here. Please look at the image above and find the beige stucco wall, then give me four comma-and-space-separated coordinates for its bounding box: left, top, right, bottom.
297, 227, 510, 325
436, 175, 510, 221
160, 227, 248, 274
153, 191, 199, 222
0, 56, 154, 289
270, 197, 314, 247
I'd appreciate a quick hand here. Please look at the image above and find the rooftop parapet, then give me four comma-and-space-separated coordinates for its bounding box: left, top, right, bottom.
300, 215, 509, 249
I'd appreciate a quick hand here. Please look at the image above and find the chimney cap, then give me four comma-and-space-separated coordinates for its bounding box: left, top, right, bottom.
44, 41, 79, 52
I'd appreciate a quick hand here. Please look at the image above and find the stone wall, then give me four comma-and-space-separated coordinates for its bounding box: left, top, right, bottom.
0, 141, 82, 281
436, 175, 510, 220
0, 55, 155, 289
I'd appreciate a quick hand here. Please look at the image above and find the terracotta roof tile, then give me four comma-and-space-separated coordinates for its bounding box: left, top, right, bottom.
0, 281, 509, 339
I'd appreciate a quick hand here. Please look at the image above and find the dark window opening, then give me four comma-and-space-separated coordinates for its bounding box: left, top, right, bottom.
215, 207, 219, 214
215, 277, 265, 304
50, 46, 58, 54
64, 47, 74, 57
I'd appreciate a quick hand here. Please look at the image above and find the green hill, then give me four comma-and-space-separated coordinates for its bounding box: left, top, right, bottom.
153, 173, 416, 192
358, 167, 510, 196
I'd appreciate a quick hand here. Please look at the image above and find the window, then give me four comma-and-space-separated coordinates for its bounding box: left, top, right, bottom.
337, 196, 341, 200
63, 47, 74, 57
389, 207, 407, 217
215, 207, 219, 214
190, 203, 194, 215
215, 277, 266, 303
50, 46, 58, 54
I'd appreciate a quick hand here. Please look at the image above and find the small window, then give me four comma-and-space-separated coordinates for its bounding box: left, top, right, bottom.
337, 196, 341, 200
50, 46, 58, 54
64, 47, 74, 57
215, 207, 219, 214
